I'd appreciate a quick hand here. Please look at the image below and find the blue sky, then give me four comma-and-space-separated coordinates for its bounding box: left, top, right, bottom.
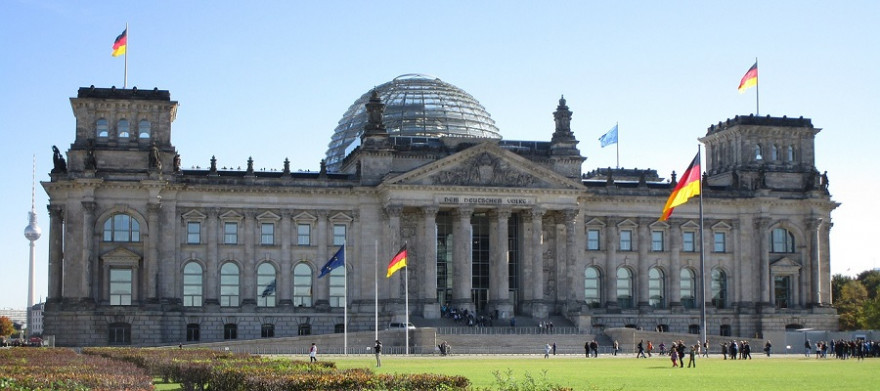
1, 1, 877, 309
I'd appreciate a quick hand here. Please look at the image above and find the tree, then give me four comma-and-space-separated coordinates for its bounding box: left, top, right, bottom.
865, 297, 880, 330
0, 316, 14, 337
857, 270, 880, 300
837, 281, 868, 330
832, 273, 852, 305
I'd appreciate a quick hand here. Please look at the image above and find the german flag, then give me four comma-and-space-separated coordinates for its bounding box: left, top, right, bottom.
386, 245, 407, 278
660, 152, 701, 221
738, 62, 758, 93
112, 28, 127, 57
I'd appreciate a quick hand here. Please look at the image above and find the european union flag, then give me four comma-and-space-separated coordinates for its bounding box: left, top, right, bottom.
261, 280, 276, 297
318, 245, 345, 278
599, 124, 618, 148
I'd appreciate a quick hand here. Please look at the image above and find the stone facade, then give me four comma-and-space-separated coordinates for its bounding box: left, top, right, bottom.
42, 87, 838, 347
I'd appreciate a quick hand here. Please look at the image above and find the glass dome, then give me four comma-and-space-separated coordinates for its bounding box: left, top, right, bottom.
325, 74, 501, 171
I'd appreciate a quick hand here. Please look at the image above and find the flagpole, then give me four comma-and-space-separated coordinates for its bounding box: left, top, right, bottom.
374, 239, 378, 343
404, 251, 410, 356
343, 242, 348, 355
123, 23, 128, 89
755, 57, 759, 116
615, 122, 620, 168
697, 145, 707, 348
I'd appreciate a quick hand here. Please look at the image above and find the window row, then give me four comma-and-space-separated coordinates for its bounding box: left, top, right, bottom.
185, 221, 346, 246
755, 144, 796, 162
109, 321, 321, 345
586, 227, 797, 253
583, 266, 728, 310
96, 118, 151, 139
182, 262, 345, 308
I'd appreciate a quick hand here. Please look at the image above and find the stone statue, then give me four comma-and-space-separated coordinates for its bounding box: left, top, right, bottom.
85, 140, 97, 170
149, 142, 162, 171
52, 145, 67, 173
173, 153, 181, 173
820, 171, 829, 190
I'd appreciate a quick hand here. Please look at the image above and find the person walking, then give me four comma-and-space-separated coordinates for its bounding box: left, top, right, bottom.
687, 344, 697, 368
309, 343, 318, 363
374, 340, 383, 367
584, 341, 590, 358
613, 340, 620, 356
544, 343, 552, 358
764, 340, 772, 357
637, 340, 647, 358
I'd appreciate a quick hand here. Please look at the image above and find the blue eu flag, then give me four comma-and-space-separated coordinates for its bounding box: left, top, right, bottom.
318, 245, 345, 278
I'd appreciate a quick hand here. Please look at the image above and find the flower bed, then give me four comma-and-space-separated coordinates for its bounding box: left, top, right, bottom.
0, 348, 153, 391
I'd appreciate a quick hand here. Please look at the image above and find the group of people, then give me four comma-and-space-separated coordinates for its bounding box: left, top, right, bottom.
805, 338, 878, 360
721, 340, 753, 360
583, 340, 600, 357
667, 340, 698, 368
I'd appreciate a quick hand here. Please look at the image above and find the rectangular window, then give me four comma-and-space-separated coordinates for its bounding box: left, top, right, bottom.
587, 229, 600, 251
683, 232, 696, 252
297, 224, 311, 246
109, 268, 132, 306
714, 232, 726, 253
333, 224, 346, 246
619, 230, 633, 251
261, 223, 275, 245
186, 222, 201, 244
224, 222, 238, 245
651, 231, 664, 252
186, 324, 200, 342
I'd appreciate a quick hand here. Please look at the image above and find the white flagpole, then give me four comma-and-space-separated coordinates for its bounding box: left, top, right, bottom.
615, 122, 620, 168
123, 23, 128, 89
755, 57, 760, 116
374, 239, 378, 343
697, 146, 707, 347
405, 260, 410, 355
343, 242, 348, 355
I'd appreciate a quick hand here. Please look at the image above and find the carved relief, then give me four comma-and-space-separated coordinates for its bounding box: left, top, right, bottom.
432, 152, 539, 187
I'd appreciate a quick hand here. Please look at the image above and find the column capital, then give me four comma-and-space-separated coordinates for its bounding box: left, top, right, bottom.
453, 207, 474, 218
81, 201, 97, 214
315, 209, 329, 219
754, 216, 771, 230
422, 206, 439, 218
147, 202, 161, 214
48, 205, 64, 220
384, 205, 403, 218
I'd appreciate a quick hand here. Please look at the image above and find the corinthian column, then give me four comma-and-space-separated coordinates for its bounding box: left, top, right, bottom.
489, 208, 512, 318
451, 207, 474, 313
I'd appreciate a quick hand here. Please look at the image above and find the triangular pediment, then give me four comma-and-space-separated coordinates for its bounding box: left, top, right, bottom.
293, 212, 316, 222
771, 256, 801, 273
220, 210, 243, 221
711, 221, 732, 231
256, 211, 281, 221
617, 219, 638, 228
182, 209, 206, 221
384, 142, 582, 190
681, 221, 700, 230
585, 218, 606, 227
100, 247, 142, 266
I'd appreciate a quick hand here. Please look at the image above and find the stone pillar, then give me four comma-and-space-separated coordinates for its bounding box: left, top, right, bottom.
530, 208, 547, 318
489, 208, 512, 318
604, 218, 618, 309
451, 207, 474, 313
669, 221, 682, 308
146, 202, 161, 300
81, 201, 96, 300
241, 209, 256, 305
820, 221, 831, 305
314, 210, 329, 308
205, 208, 219, 305
637, 218, 650, 309
47, 205, 64, 300
755, 217, 771, 306
422, 207, 440, 318
278, 209, 293, 306
385, 205, 403, 302
563, 209, 579, 307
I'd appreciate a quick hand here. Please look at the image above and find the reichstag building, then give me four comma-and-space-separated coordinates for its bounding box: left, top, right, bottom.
43, 74, 838, 346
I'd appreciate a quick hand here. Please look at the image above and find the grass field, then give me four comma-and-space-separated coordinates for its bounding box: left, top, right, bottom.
323, 354, 880, 390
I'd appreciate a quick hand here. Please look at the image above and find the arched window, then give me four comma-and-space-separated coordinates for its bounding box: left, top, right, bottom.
771, 145, 778, 161
771, 228, 795, 253
329, 266, 345, 307
616, 268, 633, 309
292, 263, 313, 307
680, 268, 696, 309
257, 263, 277, 307
97, 118, 109, 138
584, 267, 601, 308
648, 267, 665, 308
711, 268, 728, 309
103, 214, 140, 242
220, 263, 240, 307
182, 262, 203, 307
138, 119, 151, 139
787, 146, 794, 161
118, 119, 130, 138
755, 144, 763, 160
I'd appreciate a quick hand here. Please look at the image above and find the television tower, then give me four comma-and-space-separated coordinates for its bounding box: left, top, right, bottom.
23, 155, 42, 337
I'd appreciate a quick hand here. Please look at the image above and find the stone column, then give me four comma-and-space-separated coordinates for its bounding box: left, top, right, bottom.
563, 209, 579, 307
637, 218, 651, 309
81, 201, 96, 300
47, 205, 64, 300
489, 208, 512, 318
205, 208, 219, 305
422, 207, 440, 318
146, 202, 161, 300
805, 217, 821, 307
755, 217, 771, 306
605, 218, 618, 309
314, 209, 329, 308
451, 207, 474, 313
530, 208, 547, 318
278, 209, 293, 306
241, 209, 256, 305
819, 221, 831, 305
669, 221, 682, 308
385, 205, 403, 302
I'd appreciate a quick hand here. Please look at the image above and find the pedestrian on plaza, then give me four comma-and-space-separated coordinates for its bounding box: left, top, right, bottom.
687, 344, 697, 368
613, 340, 620, 356
552, 342, 557, 355
374, 340, 383, 367
637, 340, 647, 358
544, 343, 552, 358
309, 343, 318, 362
764, 340, 772, 356
585, 341, 590, 357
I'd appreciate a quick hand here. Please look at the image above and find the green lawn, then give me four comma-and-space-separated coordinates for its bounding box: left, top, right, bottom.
326, 355, 880, 390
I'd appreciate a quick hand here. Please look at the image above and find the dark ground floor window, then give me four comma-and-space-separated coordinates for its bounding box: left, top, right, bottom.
187, 323, 200, 341
109, 322, 131, 345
